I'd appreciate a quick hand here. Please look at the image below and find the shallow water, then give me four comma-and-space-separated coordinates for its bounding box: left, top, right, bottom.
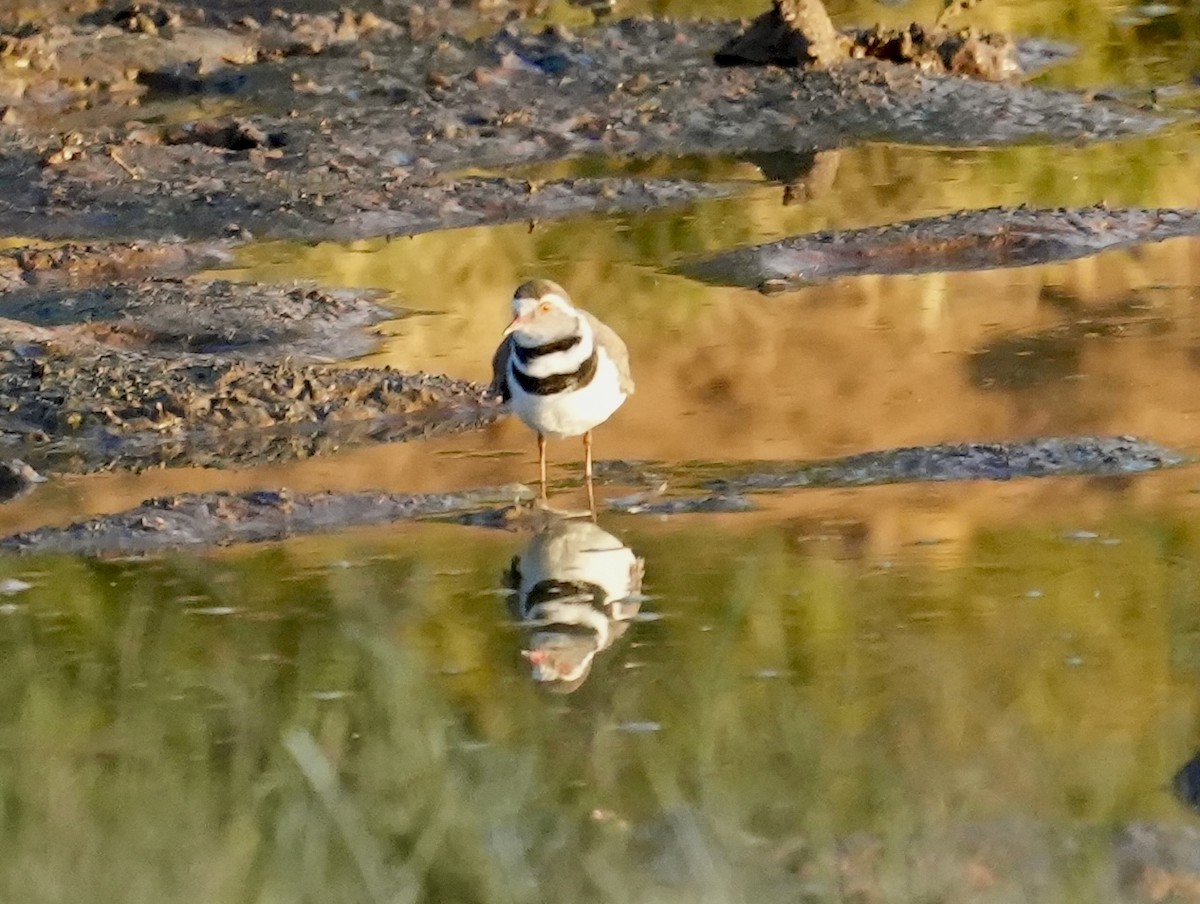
4, 0, 1200, 901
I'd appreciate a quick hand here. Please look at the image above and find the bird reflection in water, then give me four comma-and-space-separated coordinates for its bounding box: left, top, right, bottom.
503, 520, 645, 693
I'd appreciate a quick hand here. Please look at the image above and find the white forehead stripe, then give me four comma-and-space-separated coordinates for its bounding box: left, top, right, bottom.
513, 292, 569, 306
512, 291, 572, 314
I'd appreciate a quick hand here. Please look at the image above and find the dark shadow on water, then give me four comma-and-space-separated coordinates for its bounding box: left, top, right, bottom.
1173, 750, 1200, 812
968, 291, 1175, 392
502, 520, 645, 694
967, 334, 1083, 391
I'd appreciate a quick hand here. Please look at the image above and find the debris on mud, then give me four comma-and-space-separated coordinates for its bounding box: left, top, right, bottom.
0, 228, 503, 473
846, 22, 1021, 81
716, 0, 1022, 81
0, 484, 535, 555
2, 155, 734, 241
456, 491, 756, 527
680, 206, 1200, 291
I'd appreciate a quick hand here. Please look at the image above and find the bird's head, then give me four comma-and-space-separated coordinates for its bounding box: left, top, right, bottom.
505, 279, 580, 346
522, 632, 598, 693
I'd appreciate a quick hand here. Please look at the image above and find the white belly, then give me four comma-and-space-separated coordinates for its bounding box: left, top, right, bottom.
510, 352, 628, 439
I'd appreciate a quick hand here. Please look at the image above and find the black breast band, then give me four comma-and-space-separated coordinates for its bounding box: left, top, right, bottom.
512, 349, 598, 396
514, 335, 581, 363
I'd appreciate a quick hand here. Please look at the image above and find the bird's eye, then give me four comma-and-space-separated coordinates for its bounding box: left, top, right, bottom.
538, 302, 552, 313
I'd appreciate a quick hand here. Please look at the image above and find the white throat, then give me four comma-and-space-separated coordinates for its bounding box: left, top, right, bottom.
516, 316, 594, 379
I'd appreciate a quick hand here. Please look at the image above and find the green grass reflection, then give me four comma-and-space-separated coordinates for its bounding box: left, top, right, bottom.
0, 511, 1196, 901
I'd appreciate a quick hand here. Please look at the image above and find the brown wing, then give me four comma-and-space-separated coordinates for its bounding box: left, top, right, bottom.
581, 311, 635, 395
491, 335, 514, 402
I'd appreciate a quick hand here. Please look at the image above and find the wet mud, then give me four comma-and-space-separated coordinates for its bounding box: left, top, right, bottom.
598, 435, 1186, 492
681, 205, 1200, 291
0, 483, 535, 555
0, 347, 498, 473
0, 239, 232, 289
0, 3, 1172, 243
0, 263, 504, 471
3, 435, 1183, 555
0, 272, 394, 359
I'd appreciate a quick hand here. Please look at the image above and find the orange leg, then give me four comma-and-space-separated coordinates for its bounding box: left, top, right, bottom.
538, 433, 548, 502
584, 431, 596, 520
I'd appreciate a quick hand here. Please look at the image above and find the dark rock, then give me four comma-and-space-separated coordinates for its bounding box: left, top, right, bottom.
0, 459, 44, 502
164, 118, 286, 151
715, 0, 848, 67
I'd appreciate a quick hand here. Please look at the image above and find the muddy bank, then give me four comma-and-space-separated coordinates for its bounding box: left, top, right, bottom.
596, 436, 1186, 493
0, 484, 534, 555
0, 5, 403, 126
0, 273, 395, 359
680, 205, 1200, 291
707, 435, 1187, 490
0, 340, 498, 472
0, 163, 734, 243
0, 254, 512, 471
0, 8, 1171, 242
0, 239, 232, 288
2, 435, 1183, 554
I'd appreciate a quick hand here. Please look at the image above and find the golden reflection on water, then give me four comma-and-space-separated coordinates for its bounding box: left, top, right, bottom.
209, 134, 1200, 468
